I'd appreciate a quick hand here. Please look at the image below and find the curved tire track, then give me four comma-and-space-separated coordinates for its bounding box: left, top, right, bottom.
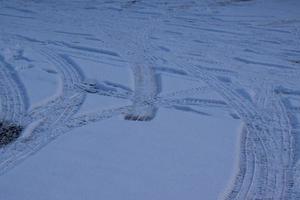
173, 60, 292, 200
0, 48, 86, 175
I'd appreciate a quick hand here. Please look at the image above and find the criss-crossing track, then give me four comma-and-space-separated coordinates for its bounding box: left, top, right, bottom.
0, 0, 300, 199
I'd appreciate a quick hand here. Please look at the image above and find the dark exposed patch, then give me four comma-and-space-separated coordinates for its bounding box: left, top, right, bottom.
124, 115, 154, 121
0, 122, 23, 147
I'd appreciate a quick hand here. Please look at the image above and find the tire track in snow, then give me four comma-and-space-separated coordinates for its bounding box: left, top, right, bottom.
0, 47, 86, 175
94, 5, 162, 122
149, 49, 287, 199
124, 61, 160, 121
0, 53, 30, 170
0, 56, 28, 124
254, 84, 294, 199
0, 55, 29, 147
27, 48, 84, 122
120, 17, 160, 121
62, 86, 212, 133
152, 3, 297, 197
178, 63, 293, 200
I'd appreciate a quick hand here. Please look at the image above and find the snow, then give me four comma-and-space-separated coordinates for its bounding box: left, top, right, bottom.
0, 110, 239, 200
0, 0, 299, 199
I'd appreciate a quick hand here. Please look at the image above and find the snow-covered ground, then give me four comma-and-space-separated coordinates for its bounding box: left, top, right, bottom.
0, 0, 299, 199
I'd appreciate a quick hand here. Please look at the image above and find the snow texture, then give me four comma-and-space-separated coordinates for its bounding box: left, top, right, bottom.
0, 0, 300, 199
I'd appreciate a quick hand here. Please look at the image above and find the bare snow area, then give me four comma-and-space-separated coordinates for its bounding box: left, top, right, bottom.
0, 112, 239, 200
0, 0, 300, 199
